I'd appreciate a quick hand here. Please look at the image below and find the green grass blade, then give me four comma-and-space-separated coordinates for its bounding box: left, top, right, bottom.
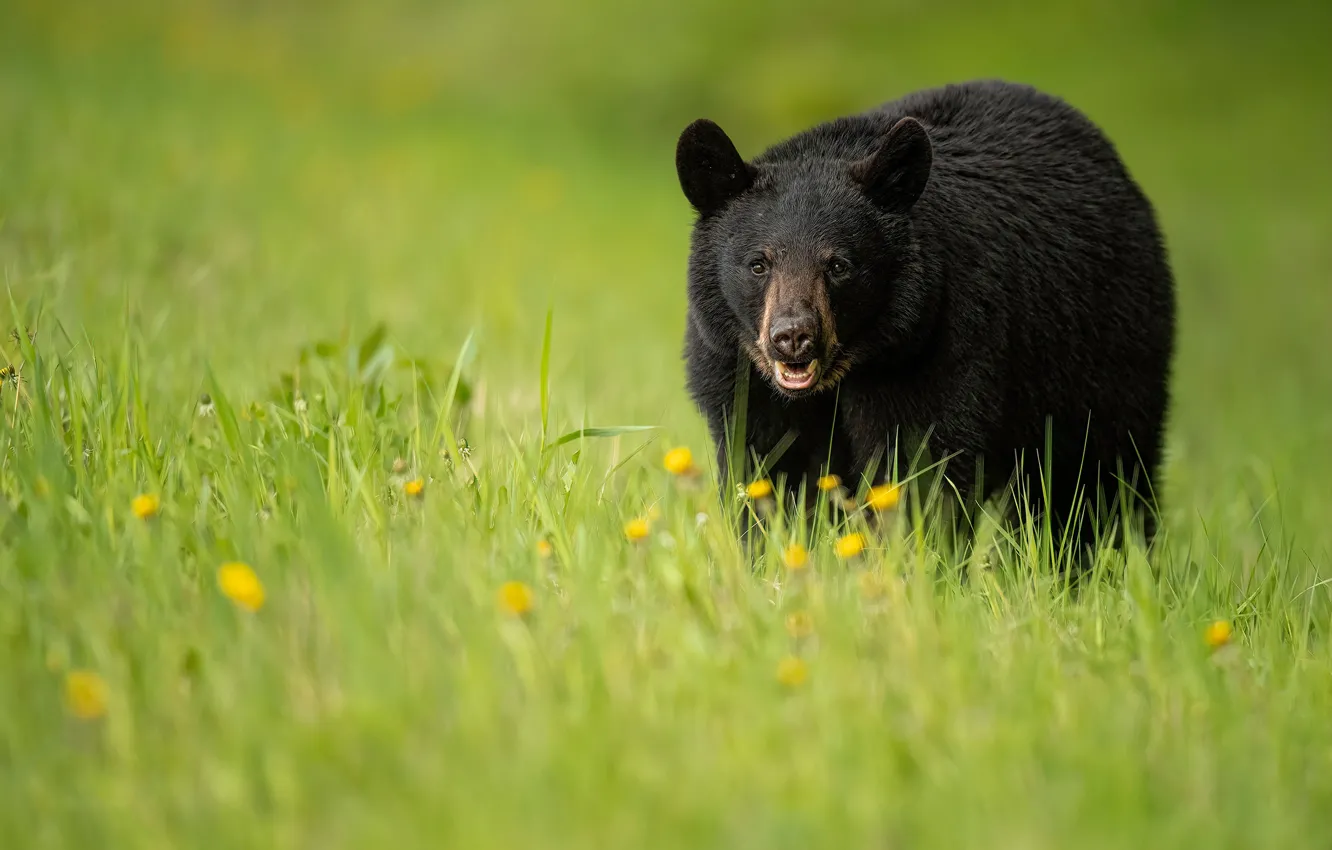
539, 307, 553, 450
432, 330, 476, 476
544, 425, 658, 452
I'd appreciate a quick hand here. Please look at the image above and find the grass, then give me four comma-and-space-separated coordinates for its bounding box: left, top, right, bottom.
3, 1, 1332, 847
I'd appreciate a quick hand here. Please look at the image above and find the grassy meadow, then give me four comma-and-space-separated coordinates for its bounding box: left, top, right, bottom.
3, 0, 1332, 846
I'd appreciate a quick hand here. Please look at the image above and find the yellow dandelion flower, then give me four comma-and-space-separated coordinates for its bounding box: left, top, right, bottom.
1205, 619, 1233, 649
858, 571, 884, 600
782, 543, 809, 571
536, 539, 553, 559
217, 562, 265, 612
624, 517, 650, 542
663, 446, 695, 476
404, 478, 425, 498
835, 532, 867, 559
816, 474, 841, 492
746, 478, 774, 500
785, 611, 814, 639
776, 655, 808, 688
64, 670, 108, 720
131, 493, 160, 520
498, 580, 535, 616
866, 483, 901, 512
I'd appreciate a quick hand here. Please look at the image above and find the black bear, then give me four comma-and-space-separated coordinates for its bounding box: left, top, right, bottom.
675, 80, 1176, 551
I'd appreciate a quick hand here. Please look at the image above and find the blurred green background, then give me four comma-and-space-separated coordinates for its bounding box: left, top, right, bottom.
3, 0, 1332, 533
6, 3, 1332, 846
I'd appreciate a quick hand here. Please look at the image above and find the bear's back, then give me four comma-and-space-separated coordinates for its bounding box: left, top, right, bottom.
756, 80, 1100, 157
755, 79, 1174, 488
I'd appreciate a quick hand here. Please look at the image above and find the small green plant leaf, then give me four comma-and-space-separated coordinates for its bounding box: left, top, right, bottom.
204, 366, 244, 455
359, 341, 396, 385
357, 323, 389, 371
313, 340, 341, 359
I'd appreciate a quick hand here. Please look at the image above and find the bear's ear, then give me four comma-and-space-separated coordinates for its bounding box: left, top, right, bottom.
851, 116, 933, 214
676, 119, 755, 215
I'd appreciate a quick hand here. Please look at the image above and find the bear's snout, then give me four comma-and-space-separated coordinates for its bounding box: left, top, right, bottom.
756, 272, 835, 394
768, 313, 818, 363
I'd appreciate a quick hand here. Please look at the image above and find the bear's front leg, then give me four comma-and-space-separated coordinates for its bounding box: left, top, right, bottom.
837, 388, 988, 507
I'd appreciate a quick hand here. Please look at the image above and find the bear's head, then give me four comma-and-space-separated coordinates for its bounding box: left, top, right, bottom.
676, 116, 934, 398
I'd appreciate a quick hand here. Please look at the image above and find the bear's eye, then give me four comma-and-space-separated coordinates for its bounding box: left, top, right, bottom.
749, 259, 769, 276
828, 258, 851, 277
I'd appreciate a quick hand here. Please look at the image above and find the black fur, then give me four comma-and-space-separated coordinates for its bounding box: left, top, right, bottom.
676, 80, 1176, 550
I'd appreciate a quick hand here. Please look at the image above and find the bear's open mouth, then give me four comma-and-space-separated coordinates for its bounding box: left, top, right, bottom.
775, 359, 819, 391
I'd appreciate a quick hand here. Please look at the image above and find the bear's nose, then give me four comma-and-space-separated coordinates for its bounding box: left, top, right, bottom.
769, 315, 817, 362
